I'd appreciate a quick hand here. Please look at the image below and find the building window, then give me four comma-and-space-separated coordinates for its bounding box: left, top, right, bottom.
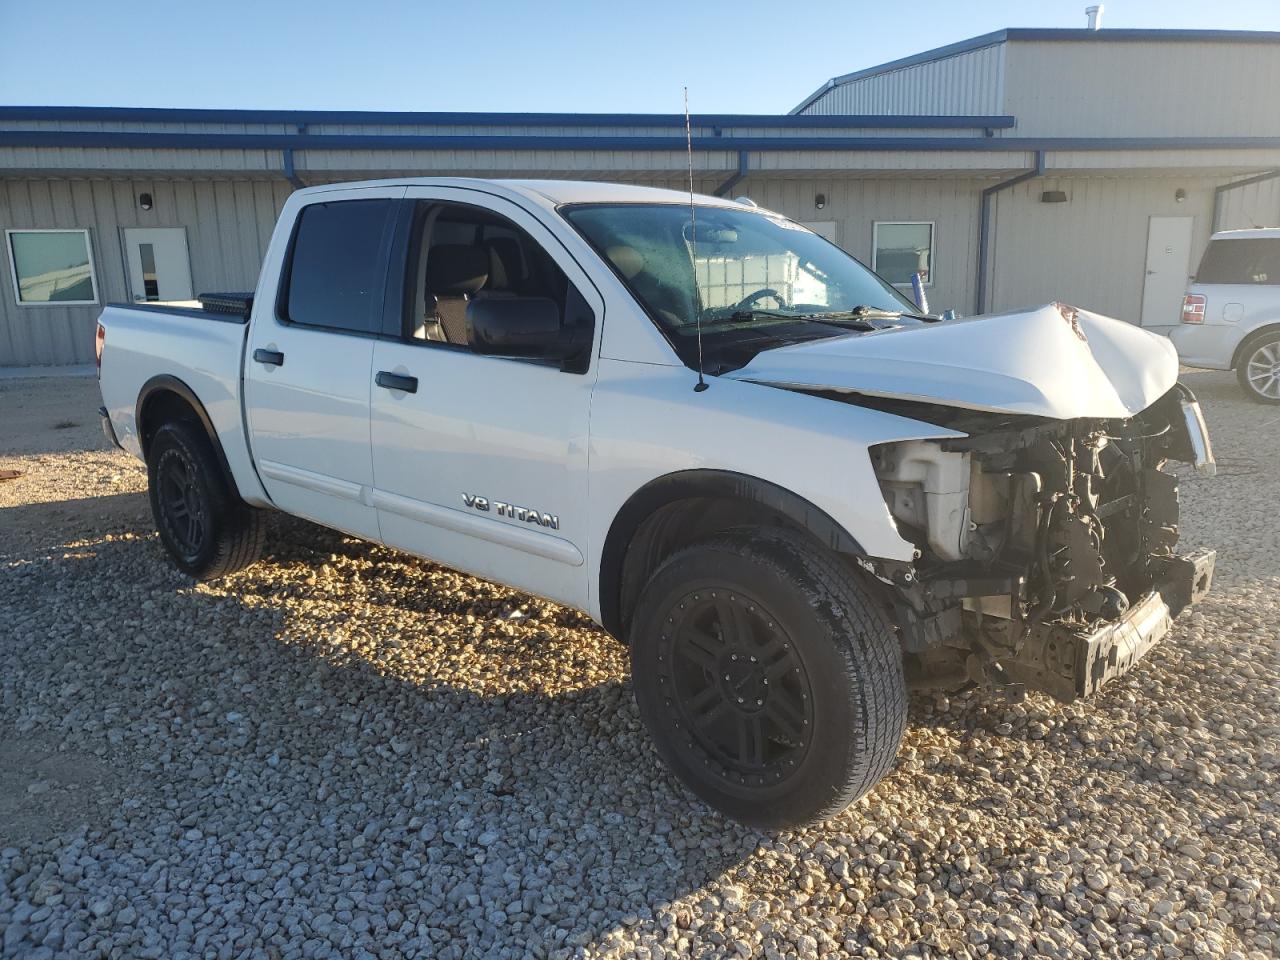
5, 229, 100, 306
872, 221, 935, 287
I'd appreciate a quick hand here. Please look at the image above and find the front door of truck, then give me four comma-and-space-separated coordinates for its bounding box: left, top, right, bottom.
244, 187, 403, 541
368, 188, 600, 610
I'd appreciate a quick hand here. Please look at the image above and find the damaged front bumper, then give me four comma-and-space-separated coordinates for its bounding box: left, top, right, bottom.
1002, 548, 1216, 702
1176, 388, 1216, 478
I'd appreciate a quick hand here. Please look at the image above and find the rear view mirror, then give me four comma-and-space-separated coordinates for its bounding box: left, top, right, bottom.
466, 296, 568, 359
683, 221, 738, 245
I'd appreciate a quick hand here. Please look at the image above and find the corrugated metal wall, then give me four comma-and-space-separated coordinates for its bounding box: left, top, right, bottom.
744, 177, 983, 314
1003, 40, 1280, 137
0, 173, 732, 367
984, 175, 1228, 321
1217, 178, 1280, 230
797, 44, 1005, 117
0, 178, 291, 365
3, 171, 1276, 367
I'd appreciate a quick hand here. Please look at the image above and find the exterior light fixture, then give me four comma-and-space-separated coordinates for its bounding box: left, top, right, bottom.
815, 193, 826, 210
139, 193, 153, 211
1041, 190, 1068, 203
1175, 188, 1187, 204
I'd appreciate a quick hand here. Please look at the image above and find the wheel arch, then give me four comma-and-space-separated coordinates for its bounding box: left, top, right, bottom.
1230, 322, 1280, 369
135, 375, 240, 498
598, 469, 867, 640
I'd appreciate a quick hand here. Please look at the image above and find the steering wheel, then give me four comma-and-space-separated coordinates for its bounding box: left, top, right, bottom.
732, 288, 789, 312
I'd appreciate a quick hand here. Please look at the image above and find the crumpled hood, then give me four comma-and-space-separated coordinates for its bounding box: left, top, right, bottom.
723, 303, 1179, 420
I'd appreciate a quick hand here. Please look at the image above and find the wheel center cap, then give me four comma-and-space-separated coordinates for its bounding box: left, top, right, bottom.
720, 652, 765, 711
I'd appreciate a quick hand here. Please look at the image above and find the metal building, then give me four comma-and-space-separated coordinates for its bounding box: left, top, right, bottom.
2, 27, 1278, 367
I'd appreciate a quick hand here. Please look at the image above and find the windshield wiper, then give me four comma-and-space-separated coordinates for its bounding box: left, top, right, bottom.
699, 308, 798, 326
701, 304, 932, 329
830, 305, 930, 320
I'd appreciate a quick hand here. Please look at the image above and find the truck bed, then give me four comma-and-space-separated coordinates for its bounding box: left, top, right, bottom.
96, 302, 269, 507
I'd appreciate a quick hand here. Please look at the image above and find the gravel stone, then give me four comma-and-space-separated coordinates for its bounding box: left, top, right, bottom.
1, 371, 1277, 959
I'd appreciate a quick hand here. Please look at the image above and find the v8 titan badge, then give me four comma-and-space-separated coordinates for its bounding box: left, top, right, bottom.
463, 493, 560, 530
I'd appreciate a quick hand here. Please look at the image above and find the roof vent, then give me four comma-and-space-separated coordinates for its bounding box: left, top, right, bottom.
1085, 4, 1103, 30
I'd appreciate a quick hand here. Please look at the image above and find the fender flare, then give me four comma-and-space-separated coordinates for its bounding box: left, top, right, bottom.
135, 374, 239, 495
597, 469, 867, 637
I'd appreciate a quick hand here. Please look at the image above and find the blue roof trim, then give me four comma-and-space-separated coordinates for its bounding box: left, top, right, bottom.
791, 27, 1280, 114
3, 130, 1279, 153
0, 105, 1014, 130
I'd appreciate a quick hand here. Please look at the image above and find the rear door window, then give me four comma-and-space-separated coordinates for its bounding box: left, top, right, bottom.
1195, 238, 1280, 285
282, 199, 395, 332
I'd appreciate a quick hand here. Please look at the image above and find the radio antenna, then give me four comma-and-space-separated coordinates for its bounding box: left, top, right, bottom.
684, 86, 708, 392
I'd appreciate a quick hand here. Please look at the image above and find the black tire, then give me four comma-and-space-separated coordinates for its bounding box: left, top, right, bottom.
629, 527, 906, 828
146, 420, 266, 579
1236, 331, 1280, 404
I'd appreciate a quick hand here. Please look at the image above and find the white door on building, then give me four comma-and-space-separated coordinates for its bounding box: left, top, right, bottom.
122, 227, 193, 303
1140, 216, 1194, 330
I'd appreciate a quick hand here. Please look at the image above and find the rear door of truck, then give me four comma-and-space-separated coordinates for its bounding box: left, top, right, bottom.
243, 186, 405, 540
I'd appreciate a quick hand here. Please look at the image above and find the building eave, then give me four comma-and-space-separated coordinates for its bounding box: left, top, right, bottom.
3, 130, 1279, 153
0, 105, 1013, 131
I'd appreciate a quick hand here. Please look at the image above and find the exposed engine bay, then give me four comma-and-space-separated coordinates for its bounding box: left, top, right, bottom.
865, 384, 1217, 702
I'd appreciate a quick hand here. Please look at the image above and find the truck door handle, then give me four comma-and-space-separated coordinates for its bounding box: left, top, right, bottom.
253, 348, 284, 366
376, 371, 418, 393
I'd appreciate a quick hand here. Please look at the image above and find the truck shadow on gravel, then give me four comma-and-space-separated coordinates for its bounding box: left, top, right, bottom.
1, 516, 768, 955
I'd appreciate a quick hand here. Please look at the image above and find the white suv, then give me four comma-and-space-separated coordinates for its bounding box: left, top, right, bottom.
1173, 228, 1280, 404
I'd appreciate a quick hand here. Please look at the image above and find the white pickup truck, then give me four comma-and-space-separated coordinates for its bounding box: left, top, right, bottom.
97, 178, 1217, 827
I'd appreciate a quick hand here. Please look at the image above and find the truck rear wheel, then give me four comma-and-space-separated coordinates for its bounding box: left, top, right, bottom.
629, 528, 906, 828
146, 420, 266, 579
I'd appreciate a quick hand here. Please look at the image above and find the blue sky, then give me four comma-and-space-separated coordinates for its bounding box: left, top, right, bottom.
2, 0, 1278, 114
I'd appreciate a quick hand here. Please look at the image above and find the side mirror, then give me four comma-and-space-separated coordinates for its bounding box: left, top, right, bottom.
910, 272, 929, 313
467, 296, 571, 360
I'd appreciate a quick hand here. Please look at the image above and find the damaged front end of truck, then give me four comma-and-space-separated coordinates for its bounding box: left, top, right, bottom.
867, 384, 1216, 702
728, 302, 1218, 702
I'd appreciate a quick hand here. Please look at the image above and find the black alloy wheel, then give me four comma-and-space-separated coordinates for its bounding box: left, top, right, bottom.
155, 444, 208, 561
657, 588, 815, 788
145, 420, 266, 579
630, 528, 907, 828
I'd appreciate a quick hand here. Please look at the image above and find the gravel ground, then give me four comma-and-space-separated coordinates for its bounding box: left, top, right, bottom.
0, 371, 1277, 960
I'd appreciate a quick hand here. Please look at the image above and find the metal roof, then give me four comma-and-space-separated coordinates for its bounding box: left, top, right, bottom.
792, 27, 1280, 114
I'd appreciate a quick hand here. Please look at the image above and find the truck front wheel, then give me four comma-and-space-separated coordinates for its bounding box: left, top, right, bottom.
146, 420, 266, 579
629, 528, 906, 828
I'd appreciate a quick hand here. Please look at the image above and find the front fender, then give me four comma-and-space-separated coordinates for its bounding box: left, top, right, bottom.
586, 359, 962, 621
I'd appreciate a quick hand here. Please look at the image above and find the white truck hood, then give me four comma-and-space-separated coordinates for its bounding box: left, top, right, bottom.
723, 303, 1179, 420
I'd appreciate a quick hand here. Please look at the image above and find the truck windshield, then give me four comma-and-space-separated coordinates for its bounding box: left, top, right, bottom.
562, 203, 918, 363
